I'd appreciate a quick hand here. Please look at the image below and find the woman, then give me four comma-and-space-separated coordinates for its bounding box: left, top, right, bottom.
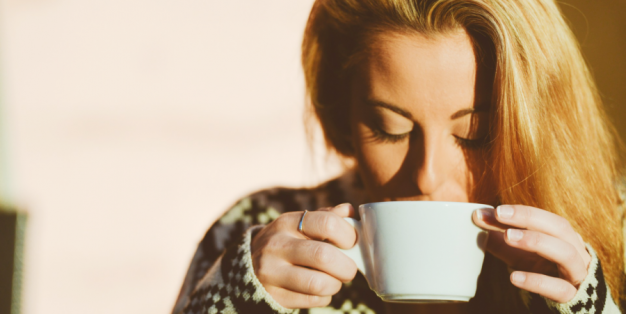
173, 0, 625, 313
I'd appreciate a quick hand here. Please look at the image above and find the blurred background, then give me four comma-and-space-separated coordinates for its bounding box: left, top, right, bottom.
0, 0, 623, 313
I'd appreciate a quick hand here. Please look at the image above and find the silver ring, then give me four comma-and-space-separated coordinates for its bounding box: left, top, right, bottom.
298, 210, 308, 234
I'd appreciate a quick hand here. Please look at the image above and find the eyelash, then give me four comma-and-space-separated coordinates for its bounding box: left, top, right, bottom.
371, 128, 410, 143
453, 135, 488, 150
371, 127, 487, 149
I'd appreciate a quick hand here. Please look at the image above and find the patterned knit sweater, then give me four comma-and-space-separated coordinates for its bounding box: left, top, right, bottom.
172, 171, 622, 314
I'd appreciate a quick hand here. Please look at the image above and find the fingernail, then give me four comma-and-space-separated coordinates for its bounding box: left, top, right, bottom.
507, 229, 524, 241
476, 208, 494, 221
337, 203, 353, 210
497, 205, 514, 219
511, 272, 526, 283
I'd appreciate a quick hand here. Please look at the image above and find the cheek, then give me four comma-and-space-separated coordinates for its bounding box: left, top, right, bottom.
440, 143, 475, 195
464, 150, 497, 203
352, 122, 408, 189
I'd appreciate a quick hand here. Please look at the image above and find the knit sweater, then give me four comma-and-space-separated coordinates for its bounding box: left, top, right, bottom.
172, 171, 622, 314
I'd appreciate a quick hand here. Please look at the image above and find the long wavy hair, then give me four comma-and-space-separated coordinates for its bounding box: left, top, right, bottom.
302, 0, 625, 311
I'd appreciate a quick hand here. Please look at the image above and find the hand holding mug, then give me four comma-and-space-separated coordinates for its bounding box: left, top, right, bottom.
250, 204, 358, 309
472, 205, 591, 303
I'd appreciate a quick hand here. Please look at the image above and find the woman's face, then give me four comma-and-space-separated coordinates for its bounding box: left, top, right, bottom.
350, 30, 497, 204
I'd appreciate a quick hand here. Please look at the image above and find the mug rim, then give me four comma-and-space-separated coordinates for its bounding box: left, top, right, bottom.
359, 200, 494, 208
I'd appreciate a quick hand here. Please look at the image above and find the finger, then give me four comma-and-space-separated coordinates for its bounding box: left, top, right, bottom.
317, 203, 356, 218
495, 205, 586, 257
486, 230, 559, 275
265, 286, 332, 309
316, 207, 333, 212
505, 229, 587, 284
286, 238, 357, 282
293, 210, 357, 249
473, 208, 509, 232
266, 264, 343, 296
510, 271, 577, 303
484, 230, 533, 266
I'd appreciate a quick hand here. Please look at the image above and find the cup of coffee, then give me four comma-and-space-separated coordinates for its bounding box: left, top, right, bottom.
340, 201, 491, 303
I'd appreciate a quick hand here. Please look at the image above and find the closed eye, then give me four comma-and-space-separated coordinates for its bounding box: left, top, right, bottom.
454, 135, 488, 149
371, 127, 411, 143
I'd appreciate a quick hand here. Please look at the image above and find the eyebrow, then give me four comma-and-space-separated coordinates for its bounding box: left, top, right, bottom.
450, 106, 489, 120
365, 99, 413, 119
365, 98, 490, 120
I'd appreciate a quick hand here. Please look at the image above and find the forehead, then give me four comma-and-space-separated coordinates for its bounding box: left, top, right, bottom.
356, 30, 487, 115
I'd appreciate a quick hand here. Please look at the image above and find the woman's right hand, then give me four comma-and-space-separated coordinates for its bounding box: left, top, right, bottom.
250, 203, 359, 309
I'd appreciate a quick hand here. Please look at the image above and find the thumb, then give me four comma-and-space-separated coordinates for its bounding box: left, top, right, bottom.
317, 203, 355, 218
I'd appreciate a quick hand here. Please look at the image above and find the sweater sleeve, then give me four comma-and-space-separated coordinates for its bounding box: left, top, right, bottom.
524, 244, 621, 314
172, 196, 294, 314
179, 225, 298, 314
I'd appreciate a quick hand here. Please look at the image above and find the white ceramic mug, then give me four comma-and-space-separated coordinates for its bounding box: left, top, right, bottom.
340, 201, 491, 303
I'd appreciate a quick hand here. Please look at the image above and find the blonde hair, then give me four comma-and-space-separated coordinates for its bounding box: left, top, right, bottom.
302, 0, 625, 311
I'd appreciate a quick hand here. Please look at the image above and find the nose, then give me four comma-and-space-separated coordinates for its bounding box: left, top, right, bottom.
411, 131, 447, 196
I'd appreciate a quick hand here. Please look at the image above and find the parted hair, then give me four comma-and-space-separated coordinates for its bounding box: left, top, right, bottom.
302, 0, 625, 311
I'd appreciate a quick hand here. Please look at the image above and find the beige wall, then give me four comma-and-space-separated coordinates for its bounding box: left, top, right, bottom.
1, 1, 624, 314
0, 1, 335, 313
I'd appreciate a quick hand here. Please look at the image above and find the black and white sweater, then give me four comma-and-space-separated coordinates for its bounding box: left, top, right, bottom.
172, 171, 622, 314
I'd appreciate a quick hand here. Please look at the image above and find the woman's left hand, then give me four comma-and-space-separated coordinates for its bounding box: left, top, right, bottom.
472, 205, 591, 303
